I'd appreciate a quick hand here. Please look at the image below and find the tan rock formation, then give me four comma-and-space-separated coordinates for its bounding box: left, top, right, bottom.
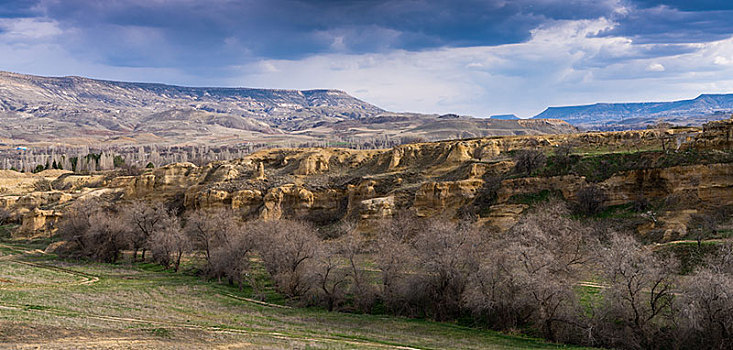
0, 196, 18, 209
4, 120, 732, 238
359, 196, 395, 220
261, 185, 315, 220
446, 142, 475, 162
481, 204, 529, 231
254, 162, 265, 180
52, 174, 106, 190
231, 189, 264, 217
414, 179, 484, 217
16, 191, 73, 209
295, 153, 330, 175
688, 117, 732, 150
16, 208, 62, 238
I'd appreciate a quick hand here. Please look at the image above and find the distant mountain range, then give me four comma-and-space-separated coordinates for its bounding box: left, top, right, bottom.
490, 114, 519, 120
532, 94, 733, 130
0, 72, 577, 146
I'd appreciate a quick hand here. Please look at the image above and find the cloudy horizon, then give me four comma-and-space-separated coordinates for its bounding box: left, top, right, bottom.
2, 0, 733, 117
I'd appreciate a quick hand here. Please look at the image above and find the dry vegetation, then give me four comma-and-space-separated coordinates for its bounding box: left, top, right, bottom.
23, 196, 729, 349
0, 241, 592, 350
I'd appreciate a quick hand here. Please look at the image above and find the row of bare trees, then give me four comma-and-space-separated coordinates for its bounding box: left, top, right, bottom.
55, 199, 732, 349
58, 200, 188, 271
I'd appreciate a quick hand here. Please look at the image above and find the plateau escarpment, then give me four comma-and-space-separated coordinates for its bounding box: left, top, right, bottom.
3, 118, 731, 240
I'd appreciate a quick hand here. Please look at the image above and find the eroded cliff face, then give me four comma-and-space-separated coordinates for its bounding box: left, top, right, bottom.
4, 118, 732, 239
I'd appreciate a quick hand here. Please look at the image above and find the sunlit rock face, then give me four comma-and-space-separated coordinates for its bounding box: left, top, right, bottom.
4, 118, 732, 238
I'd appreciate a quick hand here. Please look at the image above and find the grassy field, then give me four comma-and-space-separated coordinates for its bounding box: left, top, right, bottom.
0, 239, 595, 350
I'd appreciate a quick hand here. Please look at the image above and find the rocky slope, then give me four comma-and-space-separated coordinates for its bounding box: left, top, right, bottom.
0, 71, 577, 146
533, 94, 733, 130
4, 118, 731, 240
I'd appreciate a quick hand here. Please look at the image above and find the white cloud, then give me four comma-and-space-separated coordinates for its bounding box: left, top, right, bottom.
233, 18, 733, 117
714, 56, 731, 65
646, 63, 665, 71
0, 18, 62, 41
1, 15, 732, 118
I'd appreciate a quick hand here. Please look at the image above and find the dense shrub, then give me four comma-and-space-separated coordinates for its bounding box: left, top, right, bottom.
57, 199, 125, 262
513, 149, 546, 176
574, 185, 608, 215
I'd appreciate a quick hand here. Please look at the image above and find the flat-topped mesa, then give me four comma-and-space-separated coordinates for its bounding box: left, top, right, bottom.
532, 95, 733, 130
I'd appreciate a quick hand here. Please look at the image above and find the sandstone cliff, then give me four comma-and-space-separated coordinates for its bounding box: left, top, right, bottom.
3, 118, 732, 239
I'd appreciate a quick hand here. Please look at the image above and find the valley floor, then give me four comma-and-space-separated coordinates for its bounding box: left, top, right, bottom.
0, 239, 593, 350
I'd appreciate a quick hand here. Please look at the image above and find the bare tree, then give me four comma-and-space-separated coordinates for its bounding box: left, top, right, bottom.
184, 208, 238, 272
311, 242, 348, 311
410, 219, 480, 320
688, 212, 718, 248
678, 268, 733, 348
57, 198, 103, 255
482, 201, 589, 342
254, 220, 318, 298
513, 149, 546, 176
149, 219, 190, 272
374, 217, 417, 315
57, 199, 126, 263
553, 142, 575, 171
593, 234, 677, 349
464, 246, 532, 331
338, 227, 377, 312
651, 122, 675, 152
209, 223, 256, 290
120, 200, 175, 262
84, 211, 127, 263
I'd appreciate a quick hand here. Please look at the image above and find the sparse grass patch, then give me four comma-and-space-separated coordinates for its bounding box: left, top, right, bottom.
655, 241, 722, 274
581, 203, 637, 219
0, 240, 595, 349
149, 327, 172, 338
537, 149, 733, 182
507, 189, 562, 205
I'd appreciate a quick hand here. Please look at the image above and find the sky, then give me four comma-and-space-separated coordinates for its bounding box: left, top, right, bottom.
1, 0, 733, 117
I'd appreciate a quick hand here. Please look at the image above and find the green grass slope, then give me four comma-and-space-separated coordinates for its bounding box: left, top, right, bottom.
0, 239, 594, 349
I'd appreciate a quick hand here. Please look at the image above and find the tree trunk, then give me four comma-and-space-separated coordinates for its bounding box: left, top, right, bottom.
174, 251, 182, 272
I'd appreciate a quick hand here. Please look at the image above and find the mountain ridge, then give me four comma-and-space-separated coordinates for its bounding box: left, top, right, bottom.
532, 93, 733, 130
0, 71, 577, 146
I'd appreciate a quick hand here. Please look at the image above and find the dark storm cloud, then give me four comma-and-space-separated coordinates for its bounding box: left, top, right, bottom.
3, 0, 732, 70
2, 0, 733, 101
598, 4, 733, 44
5, 0, 621, 65
633, 0, 733, 11
0, 0, 38, 17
